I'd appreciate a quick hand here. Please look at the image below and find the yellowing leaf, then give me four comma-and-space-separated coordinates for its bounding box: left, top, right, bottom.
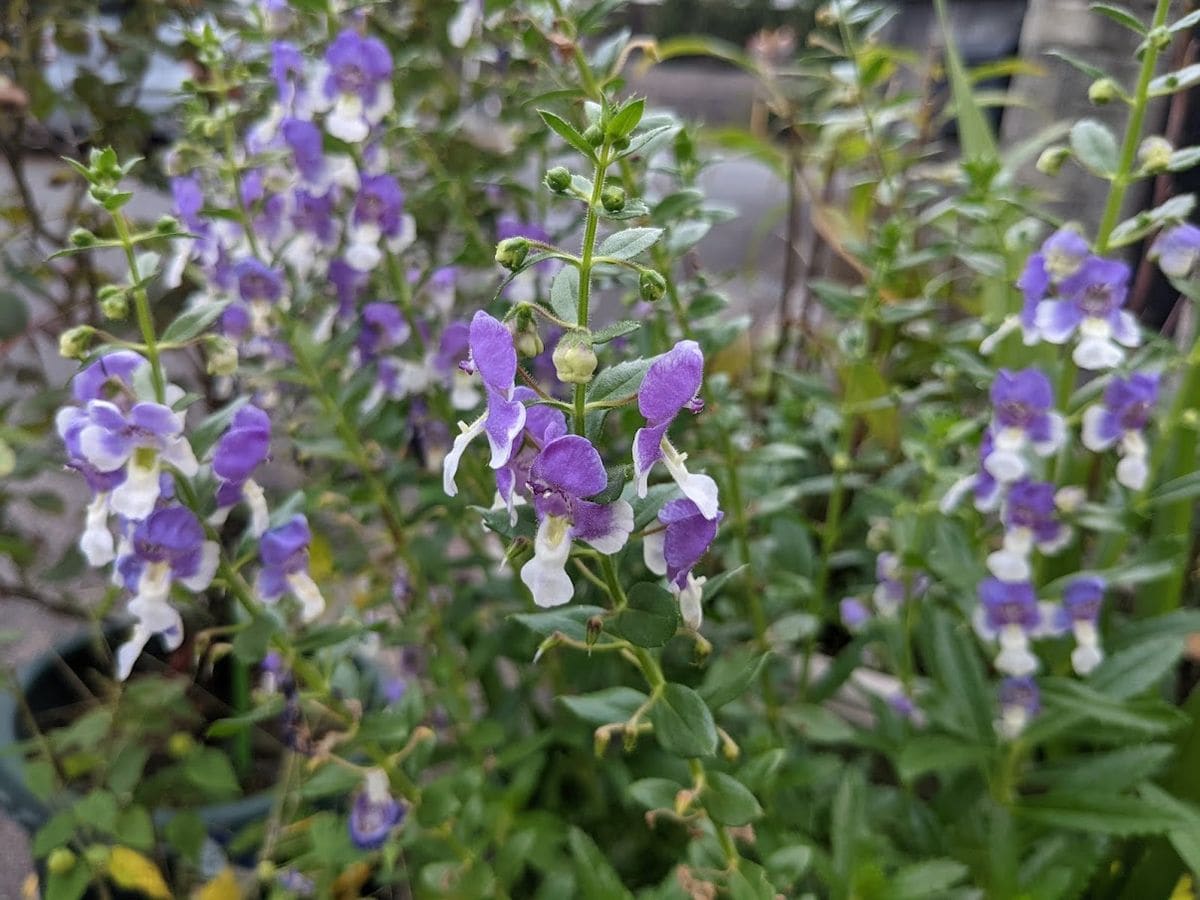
107, 846, 172, 899
192, 868, 241, 900
309, 532, 333, 581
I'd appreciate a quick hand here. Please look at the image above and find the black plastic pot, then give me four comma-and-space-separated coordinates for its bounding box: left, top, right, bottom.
0, 623, 273, 841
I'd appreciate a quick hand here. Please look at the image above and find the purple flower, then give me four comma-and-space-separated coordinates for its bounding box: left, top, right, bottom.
633, 341, 719, 520
1149, 223, 1200, 279
348, 768, 403, 850
642, 498, 722, 629
1058, 575, 1106, 675
358, 303, 411, 360
997, 676, 1040, 738
984, 369, 1064, 484
491, 386, 567, 525
987, 479, 1070, 582
972, 578, 1044, 676
114, 506, 218, 680
211, 405, 271, 535
170, 175, 208, 236
840, 597, 871, 632
520, 434, 634, 608
71, 350, 147, 403
321, 29, 393, 143
257, 515, 325, 621
1082, 373, 1159, 490
329, 258, 367, 318
346, 175, 406, 272
291, 189, 338, 244
271, 40, 306, 109
234, 258, 285, 305
1035, 255, 1139, 369
872, 552, 930, 617
282, 117, 336, 191
442, 311, 527, 497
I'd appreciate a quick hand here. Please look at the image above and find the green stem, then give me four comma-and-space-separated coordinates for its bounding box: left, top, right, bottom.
111, 212, 164, 403
573, 149, 608, 435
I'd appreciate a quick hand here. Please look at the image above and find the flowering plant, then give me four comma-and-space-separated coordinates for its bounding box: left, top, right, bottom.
8, 0, 1200, 898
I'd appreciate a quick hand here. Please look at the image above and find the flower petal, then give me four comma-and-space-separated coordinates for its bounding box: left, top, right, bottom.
531, 434, 607, 499
638, 340, 703, 424
571, 499, 633, 555
520, 516, 574, 608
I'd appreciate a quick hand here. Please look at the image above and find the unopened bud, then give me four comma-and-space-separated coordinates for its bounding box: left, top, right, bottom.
205, 335, 239, 376
552, 332, 598, 384
1139, 135, 1174, 173
1036, 145, 1070, 176
167, 731, 195, 759
601, 185, 626, 213
1088, 78, 1119, 105
494, 236, 529, 271
1149, 25, 1172, 51
69, 228, 97, 248
59, 325, 95, 360
639, 269, 667, 302
47, 848, 76, 875
506, 311, 544, 358
611, 135, 630, 152
586, 615, 603, 648
583, 124, 604, 147
155, 215, 181, 235
98, 286, 128, 320
83, 845, 111, 871
545, 166, 571, 193
594, 726, 612, 757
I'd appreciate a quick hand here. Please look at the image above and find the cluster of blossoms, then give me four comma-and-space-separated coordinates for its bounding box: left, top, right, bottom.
55, 351, 324, 677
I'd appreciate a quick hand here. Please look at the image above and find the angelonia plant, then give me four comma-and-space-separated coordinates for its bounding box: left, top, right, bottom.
19, 0, 1200, 897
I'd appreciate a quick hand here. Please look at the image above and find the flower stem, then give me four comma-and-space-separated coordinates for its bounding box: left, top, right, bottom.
573, 149, 608, 435
111, 211, 165, 404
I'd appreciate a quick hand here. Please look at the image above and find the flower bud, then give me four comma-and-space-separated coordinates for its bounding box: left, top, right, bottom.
583, 124, 604, 147
1149, 25, 1172, 51
58, 325, 95, 360
83, 845, 111, 871
205, 335, 239, 376
47, 848, 76, 876
601, 185, 626, 213
586, 615, 603, 648
1036, 146, 1070, 176
552, 332, 598, 384
1088, 78, 1119, 105
545, 166, 571, 193
69, 228, 97, 248
506, 309, 544, 358
494, 236, 529, 271
611, 135, 630, 152
155, 215, 181, 235
98, 286, 128, 320
167, 731, 196, 759
1139, 135, 1174, 173
639, 269, 667, 302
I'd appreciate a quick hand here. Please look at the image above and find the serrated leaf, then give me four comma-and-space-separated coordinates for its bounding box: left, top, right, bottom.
161, 300, 230, 343
538, 109, 596, 160
704, 772, 762, 826
650, 683, 717, 757
1070, 119, 1120, 176
549, 265, 579, 322
608, 582, 679, 647
607, 97, 645, 139
597, 227, 663, 260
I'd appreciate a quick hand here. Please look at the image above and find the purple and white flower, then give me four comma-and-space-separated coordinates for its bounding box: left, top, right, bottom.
346, 174, 408, 272
348, 768, 404, 850
984, 368, 1065, 484
1149, 223, 1200, 279
633, 341, 719, 520
996, 676, 1040, 739
493, 387, 567, 525
871, 552, 930, 617
318, 29, 393, 143
520, 434, 634, 608
1034, 256, 1139, 369
986, 479, 1071, 582
257, 515, 325, 622
984, 229, 1089, 353
114, 506, 219, 680
210, 404, 271, 535
1057, 575, 1106, 675
1082, 373, 1159, 490
972, 578, 1046, 676
443, 311, 527, 497
643, 498, 722, 629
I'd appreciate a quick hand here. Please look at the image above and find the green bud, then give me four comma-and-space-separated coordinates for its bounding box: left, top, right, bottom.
1149, 25, 1172, 51
600, 185, 626, 213
167, 731, 196, 759
1138, 135, 1174, 173
155, 215, 181, 235
205, 335, 239, 376
1088, 78, 1119, 105
494, 236, 530, 271
544, 166, 571, 193
99, 291, 129, 321
513, 324, 544, 358
611, 135, 630, 152
583, 124, 604, 147
256, 860, 277, 882
638, 269, 667, 303
69, 228, 97, 248
83, 845, 111, 871
1035, 146, 1070, 176
47, 848, 77, 876
552, 332, 598, 384
59, 325, 95, 360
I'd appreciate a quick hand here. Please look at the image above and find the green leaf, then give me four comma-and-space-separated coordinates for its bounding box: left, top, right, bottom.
1150, 63, 1200, 97
183, 748, 241, 798
160, 300, 230, 344
650, 683, 717, 757
231, 613, 279, 664
1040, 678, 1186, 737
298, 762, 362, 800
1171, 9, 1200, 33
163, 811, 205, 863
609, 582, 679, 647
922, 609, 993, 739
607, 97, 645, 139
107, 745, 149, 796
538, 109, 596, 160
1089, 634, 1185, 699
704, 772, 762, 826
549, 265, 579, 322
895, 734, 989, 783
511, 605, 606, 642
1089, 2, 1147, 33
783, 704, 857, 744
1150, 470, 1200, 506
616, 124, 676, 162
597, 227, 663, 260
567, 827, 633, 900
1109, 194, 1197, 247
1016, 789, 1195, 836
33, 810, 76, 858
1047, 49, 1109, 81
586, 357, 651, 404
590, 319, 640, 344
934, 0, 997, 161
559, 687, 648, 725
892, 859, 970, 898
699, 649, 769, 710
73, 789, 118, 835
44, 860, 90, 900
25, 758, 57, 801
116, 806, 155, 851
206, 695, 285, 738
627, 777, 680, 810
1027, 744, 1175, 794
1070, 119, 1120, 176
